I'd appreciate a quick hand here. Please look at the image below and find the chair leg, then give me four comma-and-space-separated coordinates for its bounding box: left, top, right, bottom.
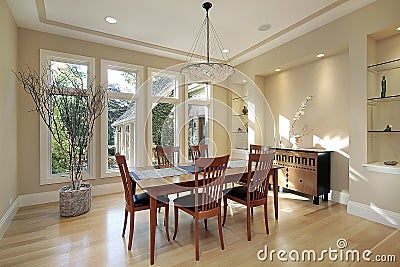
195, 219, 200, 261
246, 206, 251, 241
128, 211, 135, 250
218, 208, 225, 250
122, 208, 128, 237
204, 219, 208, 230
164, 205, 170, 241
173, 206, 179, 240
264, 203, 269, 234
222, 196, 227, 226
251, 207, 254, 216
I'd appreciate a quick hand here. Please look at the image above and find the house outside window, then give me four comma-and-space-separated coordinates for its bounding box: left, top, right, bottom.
101, 60, 143, 177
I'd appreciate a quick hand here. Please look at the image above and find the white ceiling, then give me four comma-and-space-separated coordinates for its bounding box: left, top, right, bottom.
7, 0, 375, 65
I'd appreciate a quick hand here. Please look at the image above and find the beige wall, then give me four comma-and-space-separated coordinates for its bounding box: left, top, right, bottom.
0, 0, 18, 219
264, 51, 349, 193
238, 0, 400, 214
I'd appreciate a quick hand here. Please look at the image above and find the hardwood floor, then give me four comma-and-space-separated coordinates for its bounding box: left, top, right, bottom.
0, 191, 398, 266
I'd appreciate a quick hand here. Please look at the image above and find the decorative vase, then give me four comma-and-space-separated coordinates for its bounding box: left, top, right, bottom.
242, 106, 248, 115
59, 183, 92, 217
381, 76, 386, 98
292, 136, 302, 149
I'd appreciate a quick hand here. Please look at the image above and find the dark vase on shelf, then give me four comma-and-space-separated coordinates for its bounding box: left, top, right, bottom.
242, 106, 248, 115
381, 76, 386, 98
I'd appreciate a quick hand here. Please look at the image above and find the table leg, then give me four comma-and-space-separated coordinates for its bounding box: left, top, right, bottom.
273, 169, 278, 220
150, 195, 157, 265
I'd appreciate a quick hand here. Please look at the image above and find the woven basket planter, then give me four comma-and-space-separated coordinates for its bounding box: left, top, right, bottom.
59, 183, 92, 217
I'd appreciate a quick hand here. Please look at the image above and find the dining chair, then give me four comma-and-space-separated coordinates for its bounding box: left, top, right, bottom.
190, 144, 209, 161
223, 150, 275, 241
156, 146, 180, 167
115, 154, 170, 250
249, 144, 270, 154
173, 154, 230, 261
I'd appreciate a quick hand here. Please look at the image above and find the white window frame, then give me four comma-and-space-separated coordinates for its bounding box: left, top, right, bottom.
146, 68, 185, 164
185, 83, 214, 157
100, 59, 144, 177
39, 49, 96, 185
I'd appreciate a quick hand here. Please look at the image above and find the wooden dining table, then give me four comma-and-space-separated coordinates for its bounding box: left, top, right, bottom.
130, 163, 282, 265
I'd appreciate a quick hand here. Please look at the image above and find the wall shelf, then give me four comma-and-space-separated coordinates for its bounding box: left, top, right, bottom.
367, 55, 400, 167
232, 95, 248, 101
367, 58, 400, 73
367, 94, 400, 102
367, 130, 400, 133
363, 162, 400, 175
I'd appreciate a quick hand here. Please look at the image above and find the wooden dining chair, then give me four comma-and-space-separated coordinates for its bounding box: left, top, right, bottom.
190, 144, 209, 161
223, 150, 275, 241
173, 155, 230, 261
249, 144, 270, 154
156, 146, 180, 167
115, 154, 170, 251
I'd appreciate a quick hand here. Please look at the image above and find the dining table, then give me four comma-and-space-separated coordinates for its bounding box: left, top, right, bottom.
130, 161, 282, 265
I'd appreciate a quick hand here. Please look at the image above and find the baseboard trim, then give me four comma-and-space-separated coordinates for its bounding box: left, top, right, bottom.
347, 201, 400, 229
0, 198, 19, 239
329, 190, 349, 205
0, 182, 124, 240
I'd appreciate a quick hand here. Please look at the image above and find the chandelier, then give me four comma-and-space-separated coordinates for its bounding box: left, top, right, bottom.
181, 2, 234, 83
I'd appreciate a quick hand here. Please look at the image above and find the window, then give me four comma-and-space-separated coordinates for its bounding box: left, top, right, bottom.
147, 70, 212, 164
187, 83, 212, 159
148, 69, 183, 164
101, 60, 143, 177
39, 49, 95, 185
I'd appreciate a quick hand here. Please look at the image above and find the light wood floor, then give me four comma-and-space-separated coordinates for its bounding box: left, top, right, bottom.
0, 191, 398, 266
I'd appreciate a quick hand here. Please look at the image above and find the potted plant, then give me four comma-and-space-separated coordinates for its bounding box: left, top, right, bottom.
14, 65, 106, 217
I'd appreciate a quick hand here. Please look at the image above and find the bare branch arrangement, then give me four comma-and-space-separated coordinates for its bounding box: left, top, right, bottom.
290, 96, 313, 139
14, 65, 106, 190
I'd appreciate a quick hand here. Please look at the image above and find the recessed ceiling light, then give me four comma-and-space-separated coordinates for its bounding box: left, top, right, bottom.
258, 24, 271, 32
222, 49, 230, 53
105, 16, 117, 24
317, 53, 325, 58
397, 26, 400, 31
275, 68, 281, 72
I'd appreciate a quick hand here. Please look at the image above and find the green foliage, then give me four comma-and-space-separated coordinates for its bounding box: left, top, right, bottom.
152, 102, 174, 147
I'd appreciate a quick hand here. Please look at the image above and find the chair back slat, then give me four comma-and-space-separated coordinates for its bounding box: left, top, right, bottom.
195, 155, 229, 212
190, 144, 209, 161
115, 154, 135, 207
156, 146, 180, 167
246, 150, 275, 201
249, 144, 270, 154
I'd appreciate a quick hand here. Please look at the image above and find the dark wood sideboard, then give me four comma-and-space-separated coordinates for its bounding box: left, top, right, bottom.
272, 148, 331, 204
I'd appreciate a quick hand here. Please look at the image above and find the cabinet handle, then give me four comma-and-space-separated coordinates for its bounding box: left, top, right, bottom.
299, 179, 303, 183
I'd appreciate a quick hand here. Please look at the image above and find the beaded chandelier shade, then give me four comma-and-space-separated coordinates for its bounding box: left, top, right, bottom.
180, 2, 234, 83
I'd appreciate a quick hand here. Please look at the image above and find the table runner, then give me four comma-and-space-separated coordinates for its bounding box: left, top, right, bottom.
130, 167, 188, 180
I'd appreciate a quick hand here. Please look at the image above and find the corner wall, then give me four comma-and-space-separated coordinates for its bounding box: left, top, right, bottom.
0, 0, 18, 236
